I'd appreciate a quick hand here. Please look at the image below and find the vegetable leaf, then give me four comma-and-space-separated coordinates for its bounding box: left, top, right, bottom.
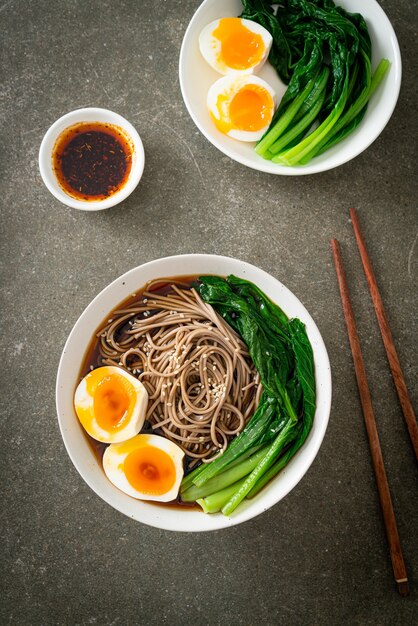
182, 275, 316, 514
241, 0, 389, 165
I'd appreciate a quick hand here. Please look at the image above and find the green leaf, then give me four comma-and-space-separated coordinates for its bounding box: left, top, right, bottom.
241, 0, 389, 165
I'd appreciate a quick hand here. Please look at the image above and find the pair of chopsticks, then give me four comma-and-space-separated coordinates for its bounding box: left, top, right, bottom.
331, 208, 417, 597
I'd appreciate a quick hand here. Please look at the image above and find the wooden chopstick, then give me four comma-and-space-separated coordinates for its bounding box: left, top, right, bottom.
331, 238, 409, 597
349, 207, 418, 461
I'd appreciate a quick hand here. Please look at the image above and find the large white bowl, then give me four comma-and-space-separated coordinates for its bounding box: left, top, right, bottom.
56, 255, 332, 531
179, 0, 401, 175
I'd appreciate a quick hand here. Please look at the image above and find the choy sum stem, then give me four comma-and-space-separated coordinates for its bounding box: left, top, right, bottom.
181, 446, 269, 501
222, 418, 297, 516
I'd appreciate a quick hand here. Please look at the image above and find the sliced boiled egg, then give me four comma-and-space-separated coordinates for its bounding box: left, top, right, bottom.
74, 366, 148, 443
103, 434, 185, 502
207, 74, 276, 141
199, 17, 272, 75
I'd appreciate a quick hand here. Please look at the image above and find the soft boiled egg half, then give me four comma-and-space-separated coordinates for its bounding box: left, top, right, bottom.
103, 434, 185, 502
199, 17, 272, 75
74, 366, 148, 443
208, 74, 276, 141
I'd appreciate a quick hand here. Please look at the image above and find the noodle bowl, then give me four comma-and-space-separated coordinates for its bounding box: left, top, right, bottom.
57, 254, 331, 531
88, 278, 262, 463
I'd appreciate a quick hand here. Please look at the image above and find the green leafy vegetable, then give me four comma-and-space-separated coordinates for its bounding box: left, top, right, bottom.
190, 394, 281, 488
222, 417, 297, 515
240, 0, 390, 166
181, 275, 316, 515
181, 446, 269, 502
197, 481, 246, 514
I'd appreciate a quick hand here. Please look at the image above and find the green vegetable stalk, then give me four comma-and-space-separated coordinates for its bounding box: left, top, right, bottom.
197, 481, 246, 514
181, 446, 269, 502
222, 418, 297, 515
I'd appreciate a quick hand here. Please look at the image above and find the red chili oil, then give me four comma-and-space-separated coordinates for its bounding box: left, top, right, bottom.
52, 121, 133, 201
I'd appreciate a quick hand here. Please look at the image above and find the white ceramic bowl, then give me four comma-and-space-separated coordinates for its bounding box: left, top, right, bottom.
179, 0, 401, 175
39, 108, 145, 210
56, 254, 332, 531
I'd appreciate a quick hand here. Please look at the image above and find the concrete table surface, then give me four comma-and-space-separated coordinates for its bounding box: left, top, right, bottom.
1, 1, 417, 624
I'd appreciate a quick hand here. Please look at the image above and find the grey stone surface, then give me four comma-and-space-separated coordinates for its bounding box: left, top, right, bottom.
1, 0, 417, 624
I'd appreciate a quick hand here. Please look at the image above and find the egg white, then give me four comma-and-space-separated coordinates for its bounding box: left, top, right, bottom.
74, 366, 148, 443
207, 74, 276, 141
199, 17, 272, 75
103, 434, 185, 502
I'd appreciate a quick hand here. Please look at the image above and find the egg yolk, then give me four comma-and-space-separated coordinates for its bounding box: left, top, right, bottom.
93, 376, 131, 430
124, 446, 176, 496
75, 369, 138, 434
213, 18, 265, 70
212, 84, 274, 134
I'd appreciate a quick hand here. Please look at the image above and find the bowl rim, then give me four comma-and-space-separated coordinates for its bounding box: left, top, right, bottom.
56, 254, 332, 531
179, 0, 402, 175
39, 107, 145, 211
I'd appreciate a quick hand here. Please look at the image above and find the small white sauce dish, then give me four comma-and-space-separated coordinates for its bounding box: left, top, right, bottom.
39, 107, 145, 211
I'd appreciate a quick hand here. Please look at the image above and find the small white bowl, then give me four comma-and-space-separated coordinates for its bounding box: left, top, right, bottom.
179, 0, 402, 175
56, 254, 332, 532
39, 108, 145, 210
